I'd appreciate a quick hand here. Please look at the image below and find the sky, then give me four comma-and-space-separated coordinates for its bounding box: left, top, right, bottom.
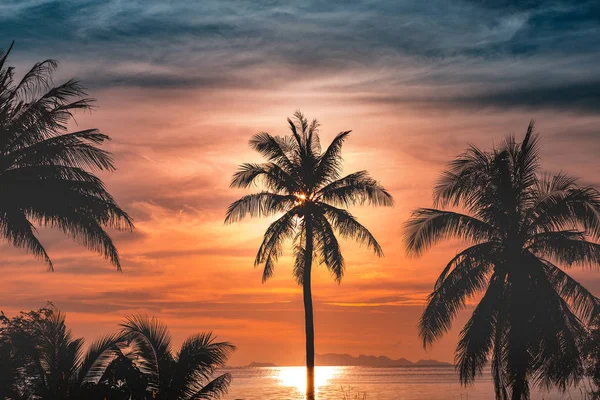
0, 0, 599, 366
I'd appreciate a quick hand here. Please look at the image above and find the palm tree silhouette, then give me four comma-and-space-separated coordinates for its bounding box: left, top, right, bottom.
0, 42, 132, 270
119, 314, 235, 400
0, 308, 122, 399
225, 111, 393, 398
405, 123, 600, 400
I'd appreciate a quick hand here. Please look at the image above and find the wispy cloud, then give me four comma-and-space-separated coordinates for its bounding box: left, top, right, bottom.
1, 0, 598, 112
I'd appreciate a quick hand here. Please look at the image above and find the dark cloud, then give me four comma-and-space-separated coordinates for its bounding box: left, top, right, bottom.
454, 80, 600, 112
0, 0, 597, 115
360, 79, 600, 113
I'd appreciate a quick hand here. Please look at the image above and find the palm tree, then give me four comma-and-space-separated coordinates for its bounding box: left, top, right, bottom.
0, 42, 132, 270
225, 111, 393, 398
405, 123, 600, 400
119, 314, 235, 400
0, 307, 122, 399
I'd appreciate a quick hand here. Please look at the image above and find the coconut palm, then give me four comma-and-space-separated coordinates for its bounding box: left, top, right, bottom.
0, 307, 122, 399
0, 42, 132, 270
225, 111, 393, 398
405, 123, 600, 400
119, 314, 235, 400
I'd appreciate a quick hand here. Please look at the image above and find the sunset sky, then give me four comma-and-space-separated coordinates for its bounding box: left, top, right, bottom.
1, 0, 599, 367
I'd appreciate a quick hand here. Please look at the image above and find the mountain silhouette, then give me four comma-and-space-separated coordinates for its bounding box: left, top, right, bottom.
316, 353, 451, 367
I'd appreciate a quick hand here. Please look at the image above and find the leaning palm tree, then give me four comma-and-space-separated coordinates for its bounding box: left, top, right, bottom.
405, 123, 600, 400
0, 42, 132, 270
119, 314, 235, 400
225, 111, 393, 398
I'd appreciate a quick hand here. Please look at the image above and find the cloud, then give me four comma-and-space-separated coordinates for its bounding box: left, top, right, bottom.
0, 0, 597, 115
358, 79, 600, 113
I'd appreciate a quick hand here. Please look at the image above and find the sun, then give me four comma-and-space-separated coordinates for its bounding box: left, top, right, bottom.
276, 366, 340, 394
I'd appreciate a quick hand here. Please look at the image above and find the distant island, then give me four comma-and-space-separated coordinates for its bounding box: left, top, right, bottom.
245, 362, 278, 368
244, 354, 451, 368
315, 353, 452, 367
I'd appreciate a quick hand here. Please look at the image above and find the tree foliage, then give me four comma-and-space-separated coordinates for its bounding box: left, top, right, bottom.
0, 42, 132, 270
405, 123, 600, 399
226, 111, 393, 283
0, 305, 234, 400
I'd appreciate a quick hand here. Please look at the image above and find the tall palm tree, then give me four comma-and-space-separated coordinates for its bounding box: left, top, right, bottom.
405, 123, 600, 400
0, 42, 132, 270
119, 314, 235, 400
225, 111, 393, 398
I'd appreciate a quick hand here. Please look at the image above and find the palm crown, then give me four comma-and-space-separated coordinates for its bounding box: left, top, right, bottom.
0, 43, 132, 270
225, 111, 393, 283
120, 315, 235, 400
405, 123, 600, 399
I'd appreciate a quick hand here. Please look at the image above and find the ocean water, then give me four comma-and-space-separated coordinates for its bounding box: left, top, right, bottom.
222, 366, 592, 400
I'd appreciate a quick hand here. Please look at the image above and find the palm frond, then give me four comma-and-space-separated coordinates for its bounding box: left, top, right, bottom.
254, 210, 297, 282
524, 257, 585, 391
435, 242, 496, 290
0, 211, 53, 270
527, 231, 600, 269
405, 208, 496, 256
539, 258, 600, 324
522, 172, 579, 224
119, 314, 173, 393
307, 117, 321, 156
230, 162, 298, 194
317, 170, 393, 207
78, 333, 122, 384
456, 276, 505, 385
190, 373, 232, 400
3, 79, 92, 152
36, 310, 85, 391
433, 143, 491, 209
0, 41, 15, 73
312, 130, 351, 188
529, 186, 600, 239
287, 112, 305, 151
224, 192, 295, 224
313, 214, 345, 283
172, 333, 235, 399
320, 203, 383, 256
419, 256, 493, 347
506, 121, 540, 194
293, 244, 307, 286
248, 132, 297, 174
7, 129, 115, 171
12, 59, 58, 101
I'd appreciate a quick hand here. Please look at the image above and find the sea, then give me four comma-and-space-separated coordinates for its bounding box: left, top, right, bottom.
221, 366, 593, 400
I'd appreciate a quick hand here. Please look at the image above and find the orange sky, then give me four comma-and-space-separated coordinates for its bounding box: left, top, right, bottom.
2, 0, 600, 367
1, 86, 600, 366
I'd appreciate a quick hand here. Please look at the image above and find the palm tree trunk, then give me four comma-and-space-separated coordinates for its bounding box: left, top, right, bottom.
303, 216, 315, 400
511, 380, 526, 400
509, 268, 529, 400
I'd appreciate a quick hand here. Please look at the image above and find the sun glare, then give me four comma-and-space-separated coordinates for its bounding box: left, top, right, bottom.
294, 192, 308, 206
276, 366, 340, 394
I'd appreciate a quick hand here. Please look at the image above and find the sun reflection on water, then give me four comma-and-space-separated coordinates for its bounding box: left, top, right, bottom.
276, 366, 340, 394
